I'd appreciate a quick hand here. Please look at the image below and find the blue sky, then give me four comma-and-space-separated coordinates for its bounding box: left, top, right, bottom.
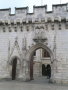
0, 0, 68, 13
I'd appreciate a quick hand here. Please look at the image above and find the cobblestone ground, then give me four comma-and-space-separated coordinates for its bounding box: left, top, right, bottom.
0, 77, 68, 90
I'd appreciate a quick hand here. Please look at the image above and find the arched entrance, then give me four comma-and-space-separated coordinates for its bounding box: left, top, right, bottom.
28, 43, 54, 80
10, 56, 21, 80
46, 64, 51, 79
12, 57, 17, 80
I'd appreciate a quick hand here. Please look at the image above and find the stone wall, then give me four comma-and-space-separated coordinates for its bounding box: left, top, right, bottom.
0, 3, 67, 84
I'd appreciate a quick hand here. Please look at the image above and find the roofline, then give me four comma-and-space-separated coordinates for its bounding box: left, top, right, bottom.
33, 5, 47, 8
52, 3, 67, 7
0, 8, 11, 11
15, 7, 28, 10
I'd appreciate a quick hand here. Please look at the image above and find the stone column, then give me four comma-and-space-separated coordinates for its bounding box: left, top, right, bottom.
22, 58, 30, 81
25, 61, 30, 81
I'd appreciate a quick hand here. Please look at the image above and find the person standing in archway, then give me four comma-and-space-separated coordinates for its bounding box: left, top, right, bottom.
46, 64, 51, 79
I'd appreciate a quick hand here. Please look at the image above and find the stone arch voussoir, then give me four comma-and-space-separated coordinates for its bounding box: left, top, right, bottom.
9, 56, 21, 65
27, 43, 54, 62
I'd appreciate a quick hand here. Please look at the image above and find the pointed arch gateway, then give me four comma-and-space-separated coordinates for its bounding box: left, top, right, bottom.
12, 57, 17, 80
10, 56, 21, 80
28, 43, 54, 80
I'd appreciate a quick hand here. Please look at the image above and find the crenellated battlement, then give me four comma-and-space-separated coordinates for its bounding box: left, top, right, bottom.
0, 8, 11, 15
0, 3, 67, 15
15, 7, 28, 14
0, 3, 68, 25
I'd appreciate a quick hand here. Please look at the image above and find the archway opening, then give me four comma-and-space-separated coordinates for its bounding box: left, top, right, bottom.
42, 64, 46, 76
12, 57, 17, 80
46, 64, 51, 79
30, 47, 51, 81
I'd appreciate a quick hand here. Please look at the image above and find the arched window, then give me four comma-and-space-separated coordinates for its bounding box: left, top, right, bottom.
42, 49, 50, 57
33, 51, 36, 56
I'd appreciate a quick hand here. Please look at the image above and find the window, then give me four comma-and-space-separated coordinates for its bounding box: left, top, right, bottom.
45, 24, 48, 30
33, 51, 36, 56
27, 26, 29, 31
59, 23, 61, 30
14, 27, 17, 32
9, 27, 11, 32
42, 49, 50, 57
65, 22, 68, 29
51, 24, 54, 30
3, 27, 5, 32
20, 26, 23, 32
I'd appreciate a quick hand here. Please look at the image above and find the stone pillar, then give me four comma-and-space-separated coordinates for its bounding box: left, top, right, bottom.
22, 60, 30, 81
17, 60, 23, 80
22, 59, 27, 81
50, 59, 57, 83
25, 61, 30, 81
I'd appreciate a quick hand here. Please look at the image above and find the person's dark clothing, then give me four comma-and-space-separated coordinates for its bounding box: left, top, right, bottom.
46, 65, 51, 79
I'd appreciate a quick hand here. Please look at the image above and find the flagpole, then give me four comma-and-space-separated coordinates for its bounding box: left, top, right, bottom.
60, 0, 61, 4
41, 0, 43, 5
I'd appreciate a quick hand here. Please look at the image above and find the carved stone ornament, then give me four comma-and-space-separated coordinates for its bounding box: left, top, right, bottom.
33, 30, 47, 43
35, 25, 44, 29
33, 37, 47, 43
8, 37, 22, 61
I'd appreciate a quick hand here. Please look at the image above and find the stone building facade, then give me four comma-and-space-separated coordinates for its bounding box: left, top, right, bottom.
0, 3, 68, 84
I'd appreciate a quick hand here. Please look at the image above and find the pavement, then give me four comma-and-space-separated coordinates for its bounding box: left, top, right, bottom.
0, 77, 68, 90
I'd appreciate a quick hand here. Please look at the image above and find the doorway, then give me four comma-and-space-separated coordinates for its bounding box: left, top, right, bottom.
30, 48, 51, 80
12, 57, 17, 80
46, 64, 51, 79
42, 64, 46, 76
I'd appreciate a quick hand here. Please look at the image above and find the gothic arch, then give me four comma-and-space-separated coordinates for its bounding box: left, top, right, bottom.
28, 43, 54, 62
8, 56, 21, 80
27, 43, 54, 80
9, 56, 21, 65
